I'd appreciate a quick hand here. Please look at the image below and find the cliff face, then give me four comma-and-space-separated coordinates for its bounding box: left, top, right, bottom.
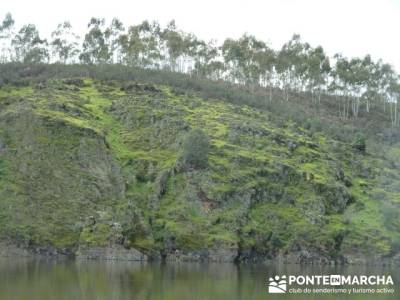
0, 78, 398, 263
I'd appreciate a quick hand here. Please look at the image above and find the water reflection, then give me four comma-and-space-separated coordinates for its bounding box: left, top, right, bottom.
0, 258, 398, 300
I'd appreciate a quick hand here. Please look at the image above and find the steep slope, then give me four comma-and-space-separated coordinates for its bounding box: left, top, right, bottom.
0, 78, 399, 263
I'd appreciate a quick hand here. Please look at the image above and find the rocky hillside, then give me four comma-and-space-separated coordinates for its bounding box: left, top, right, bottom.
0, 77, 399, 263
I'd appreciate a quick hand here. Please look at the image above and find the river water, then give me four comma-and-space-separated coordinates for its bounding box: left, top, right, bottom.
0, 258, 398, 300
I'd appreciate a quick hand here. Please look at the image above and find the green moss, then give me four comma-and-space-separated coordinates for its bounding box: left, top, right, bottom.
0, 85, 33, 98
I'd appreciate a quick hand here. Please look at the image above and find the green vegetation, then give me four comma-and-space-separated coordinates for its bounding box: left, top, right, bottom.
0, 14, 398, 261
181, 129, 210, 169
352, 133, 366, 153
0, 13, 400, 127
0, 66, 398, 263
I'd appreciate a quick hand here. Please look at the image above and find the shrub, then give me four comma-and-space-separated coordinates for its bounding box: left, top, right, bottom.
181, 129, 210, 169
352, 133, 366, 153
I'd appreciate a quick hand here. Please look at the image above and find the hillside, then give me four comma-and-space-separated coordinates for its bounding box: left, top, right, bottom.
0, 67, 399, 263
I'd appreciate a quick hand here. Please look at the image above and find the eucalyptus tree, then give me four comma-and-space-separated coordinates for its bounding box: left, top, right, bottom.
222, 34, 266, 88
193, 40, 225, 79
160, 20, 186, 72
221, 37, 242, 83
136, 21, 163, 68
305, 46, 330, 103
80, 18, 110, 64
257, 45, 276, 102
332, 55, 375, 118
0, 13, 15, 62
276, 34, 310, 100
50, 21, 80, 63
388, 78, 400, 126
12, 24, 49, 63
245, 35, 268, 88
118, 23, 144, 67
275, 45, 291, 100
348, 57, 368, 117
119, 21, 162, 68
360, 58, 381, 113
336, 56, 366, 118
180, 33, 202, 74
192, 39, 214, 76
356, 55, 382, 114
376, 61, 395, 113
104, 18, 124, 63
330, 54, 351, 119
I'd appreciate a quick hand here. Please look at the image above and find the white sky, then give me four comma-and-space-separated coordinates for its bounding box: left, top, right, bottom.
2, 0, 399, 70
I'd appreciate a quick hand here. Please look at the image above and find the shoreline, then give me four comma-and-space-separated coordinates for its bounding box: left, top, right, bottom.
1, 242, 399, 266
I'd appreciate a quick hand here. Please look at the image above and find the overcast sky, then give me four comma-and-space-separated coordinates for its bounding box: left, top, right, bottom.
2, 0, 399, 70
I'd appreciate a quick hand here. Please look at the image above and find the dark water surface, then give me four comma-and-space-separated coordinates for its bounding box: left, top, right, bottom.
0, 258, 398, 300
